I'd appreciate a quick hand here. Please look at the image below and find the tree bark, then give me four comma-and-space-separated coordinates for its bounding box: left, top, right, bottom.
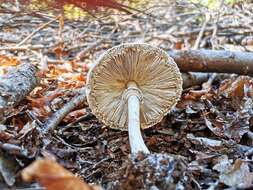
0, 63, 39, 122
168, 50, 253, 75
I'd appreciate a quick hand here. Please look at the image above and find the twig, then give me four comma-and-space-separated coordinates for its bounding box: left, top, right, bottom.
0, 142, 29, 157
46, 39, 107, 64
59, 112, 94, 133
0, 45, 47, 51
74, 39, 104, 61
0, 32, 21, 43
72, 25, 117, 62
182, 72, 213, 88
210, 1, 224, 50
17, 16, 60, 46
193, 12, 211, 50
42, 87, 87, 134
202, 73, 217, 90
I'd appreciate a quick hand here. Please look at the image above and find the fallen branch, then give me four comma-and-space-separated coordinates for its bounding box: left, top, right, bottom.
169, 49, 253, 75
0, 63, 39, 122
42, 87, 87, 134
74, 39, 104, 62
182, 72, 212, 88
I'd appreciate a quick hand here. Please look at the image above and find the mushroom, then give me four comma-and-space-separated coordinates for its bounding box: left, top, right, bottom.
86, 43, 182, 154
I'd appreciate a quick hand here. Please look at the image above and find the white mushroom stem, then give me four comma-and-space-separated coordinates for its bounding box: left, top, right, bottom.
127, 81, 150, 154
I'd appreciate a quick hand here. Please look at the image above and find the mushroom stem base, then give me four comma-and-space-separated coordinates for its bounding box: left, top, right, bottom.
127, 82, 150, 155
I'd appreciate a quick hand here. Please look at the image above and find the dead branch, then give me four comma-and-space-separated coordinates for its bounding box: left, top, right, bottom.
182, 72, 213, 88
0, 142, 29, 157
42, 87, 86, 134
0, 63, 39, 122
169, 49, 253, 75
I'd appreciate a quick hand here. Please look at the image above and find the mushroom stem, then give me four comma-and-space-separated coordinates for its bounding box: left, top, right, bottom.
127, 82, 150, 154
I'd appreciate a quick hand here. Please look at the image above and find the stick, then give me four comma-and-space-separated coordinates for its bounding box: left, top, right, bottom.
74, 39, 104, 62
182, 72, 231, 89
0, 44, 47, 51
193, 13, 210, 50
17, 16, 60, 46
42, 87, 87, 134
168, 49, 253, 75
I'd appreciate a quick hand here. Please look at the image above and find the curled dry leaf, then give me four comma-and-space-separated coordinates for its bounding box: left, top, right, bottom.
219, 76, 253, 102
27, 91, 63, 108
26, 91, 64, 120
63, 108, 87, 123
213, 157, 253, 188
201, 76, 253, 142
21, 158, 102, 190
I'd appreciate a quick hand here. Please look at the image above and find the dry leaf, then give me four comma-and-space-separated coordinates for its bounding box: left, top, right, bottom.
219, 76, 253, 100
53, 43, 69, 58
0, 54, 20, 66
213, 157, 253, 188
63, 108, 86, 122
22, 158, 102, 190
27, 91, 63, 108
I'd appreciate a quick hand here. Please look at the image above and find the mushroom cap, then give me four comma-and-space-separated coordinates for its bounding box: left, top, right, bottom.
86, 43, 182, 130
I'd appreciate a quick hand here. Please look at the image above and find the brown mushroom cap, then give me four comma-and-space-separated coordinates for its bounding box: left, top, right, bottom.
86, 43, 183, 130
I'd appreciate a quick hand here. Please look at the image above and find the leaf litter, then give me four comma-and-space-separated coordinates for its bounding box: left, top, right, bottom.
0, 0, 253, 189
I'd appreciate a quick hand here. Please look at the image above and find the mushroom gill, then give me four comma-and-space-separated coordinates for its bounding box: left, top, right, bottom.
86, 43, 182, 130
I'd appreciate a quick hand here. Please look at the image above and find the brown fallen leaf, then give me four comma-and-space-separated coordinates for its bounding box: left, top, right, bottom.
27, 91, 64, 108
21, 158, 102, 190
0, 54, 20, 66
63, 108, 87, 123
219, 76, 253, 101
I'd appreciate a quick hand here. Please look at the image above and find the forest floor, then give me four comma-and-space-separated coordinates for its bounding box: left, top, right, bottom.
0, 0, 253, 190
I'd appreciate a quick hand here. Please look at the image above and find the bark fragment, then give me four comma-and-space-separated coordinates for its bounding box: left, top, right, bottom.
0, 63, 39, 122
